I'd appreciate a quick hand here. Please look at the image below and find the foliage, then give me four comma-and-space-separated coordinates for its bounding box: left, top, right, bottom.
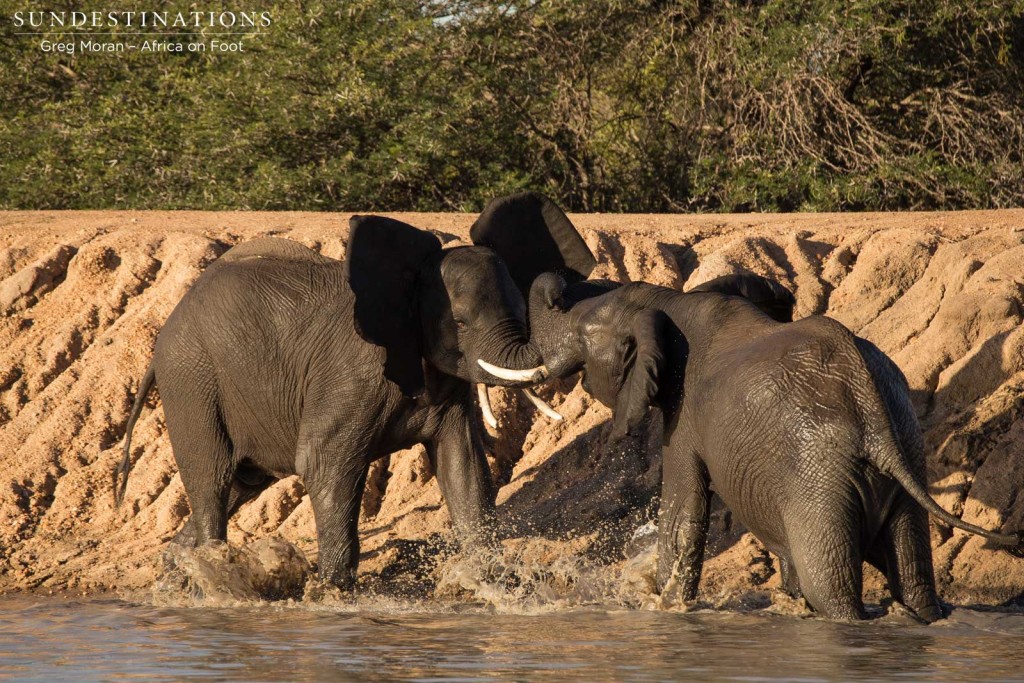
1, 0, 1022, 211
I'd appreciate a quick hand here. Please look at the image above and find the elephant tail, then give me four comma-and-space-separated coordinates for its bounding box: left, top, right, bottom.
869, 429, 1024, 556
115, 363, 156, 508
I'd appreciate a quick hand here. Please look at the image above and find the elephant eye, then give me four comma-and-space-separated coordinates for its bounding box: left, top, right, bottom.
455, 319, 467, 330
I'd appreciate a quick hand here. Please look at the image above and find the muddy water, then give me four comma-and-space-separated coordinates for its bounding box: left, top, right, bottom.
0, 597, 1022, 682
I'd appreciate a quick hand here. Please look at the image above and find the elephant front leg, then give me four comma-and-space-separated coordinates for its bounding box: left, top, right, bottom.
427, 405, 496, 547
301, 450, 369, 591
656, 443, 711, 602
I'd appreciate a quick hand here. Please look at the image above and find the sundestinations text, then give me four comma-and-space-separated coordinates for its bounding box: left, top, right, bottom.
14, 11, 271, 29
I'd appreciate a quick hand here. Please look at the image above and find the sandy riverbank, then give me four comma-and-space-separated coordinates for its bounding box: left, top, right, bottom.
0, 209, 1021, 608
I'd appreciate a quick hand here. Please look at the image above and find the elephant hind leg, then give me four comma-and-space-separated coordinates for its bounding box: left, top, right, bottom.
876, 496, 943, 623
788, 522, 868, 621
163, 392, 234, 547
170, 461, 273, 547
778, 556, 803, 599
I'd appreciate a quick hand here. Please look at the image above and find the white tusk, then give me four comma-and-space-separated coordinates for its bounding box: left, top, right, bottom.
477, 384, 498, 429
477, 359, 549, 383
522, 388, 563, 421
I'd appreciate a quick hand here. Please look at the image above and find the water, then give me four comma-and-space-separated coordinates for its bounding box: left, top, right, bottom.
1, 596, 1022, 682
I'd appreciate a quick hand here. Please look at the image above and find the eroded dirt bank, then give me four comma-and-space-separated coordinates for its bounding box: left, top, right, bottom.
0, 210, 1022, 608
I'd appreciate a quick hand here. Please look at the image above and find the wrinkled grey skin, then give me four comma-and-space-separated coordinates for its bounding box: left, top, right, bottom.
689, 273, 796, 323
472, 192, 1021, 622
115, 215, 551, 590
528, 274, 1022, 622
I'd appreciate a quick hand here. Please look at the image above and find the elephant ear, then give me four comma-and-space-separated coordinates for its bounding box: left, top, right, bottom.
611, 309, 676, 440
691, 272, 796, 322
470, 192, 596, 298
346, 215, 442, 398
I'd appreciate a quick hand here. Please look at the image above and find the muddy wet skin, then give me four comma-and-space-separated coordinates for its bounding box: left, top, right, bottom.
0, 597, 1022, 682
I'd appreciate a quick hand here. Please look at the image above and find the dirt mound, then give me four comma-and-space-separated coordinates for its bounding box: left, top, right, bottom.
0, 210, 1022, 608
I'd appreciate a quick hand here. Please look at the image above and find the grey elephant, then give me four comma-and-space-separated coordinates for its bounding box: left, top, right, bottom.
467, 196, 795, 424
114, 214, 580, 589
475, 193, 1023, 622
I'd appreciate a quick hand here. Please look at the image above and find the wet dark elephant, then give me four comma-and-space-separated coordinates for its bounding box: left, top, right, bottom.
465, 192, 797, 420
475, 193, 1023, 622
115, 215, 563, 589
688, 273, 796, 322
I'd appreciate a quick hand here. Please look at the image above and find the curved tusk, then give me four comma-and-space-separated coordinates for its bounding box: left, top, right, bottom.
477, 384, 498, 429
522, 388, 563, 421
477, 359, 549, 383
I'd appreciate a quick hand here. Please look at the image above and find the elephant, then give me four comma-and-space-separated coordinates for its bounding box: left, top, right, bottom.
688, 273, 796, 323
114, 214, 581, 589
466, 193, 795, 425
474, 193, 1023, 621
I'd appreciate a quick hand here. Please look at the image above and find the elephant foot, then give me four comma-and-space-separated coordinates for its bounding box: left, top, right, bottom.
303, 572, 355, 602
913, 603, 944, 624
653, 582, 702, 612
765, 589, 813, 617
900, 599, 945, 624
328, 571, 357, 592
655, 560, 700, 609
171, 517, 199, 547
312, 558, 358, 594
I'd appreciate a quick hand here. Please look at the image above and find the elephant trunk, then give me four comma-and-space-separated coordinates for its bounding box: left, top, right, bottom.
474, 318, 548, 387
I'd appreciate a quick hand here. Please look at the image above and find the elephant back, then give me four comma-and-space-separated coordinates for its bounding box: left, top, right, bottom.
180, 236, 345, 320
218, 237, 333, 266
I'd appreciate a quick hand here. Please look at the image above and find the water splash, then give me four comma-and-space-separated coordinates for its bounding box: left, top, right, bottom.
429, 531, 670, 614
153, 536, 311, 606
145, 523, 814, 618
150, 533, 659, 613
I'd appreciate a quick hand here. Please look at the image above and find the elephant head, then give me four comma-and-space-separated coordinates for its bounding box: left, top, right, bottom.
526, 274, 679, 438
464, 192, 601, 422
470, 192, 796, 424
346, 214, 549, 398
527, 270, 796, 439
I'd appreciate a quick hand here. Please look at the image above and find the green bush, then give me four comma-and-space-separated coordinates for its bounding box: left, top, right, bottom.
1, 0, 1022, 211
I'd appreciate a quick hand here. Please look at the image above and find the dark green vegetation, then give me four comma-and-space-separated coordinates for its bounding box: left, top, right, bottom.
1, 1, 1022, 211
